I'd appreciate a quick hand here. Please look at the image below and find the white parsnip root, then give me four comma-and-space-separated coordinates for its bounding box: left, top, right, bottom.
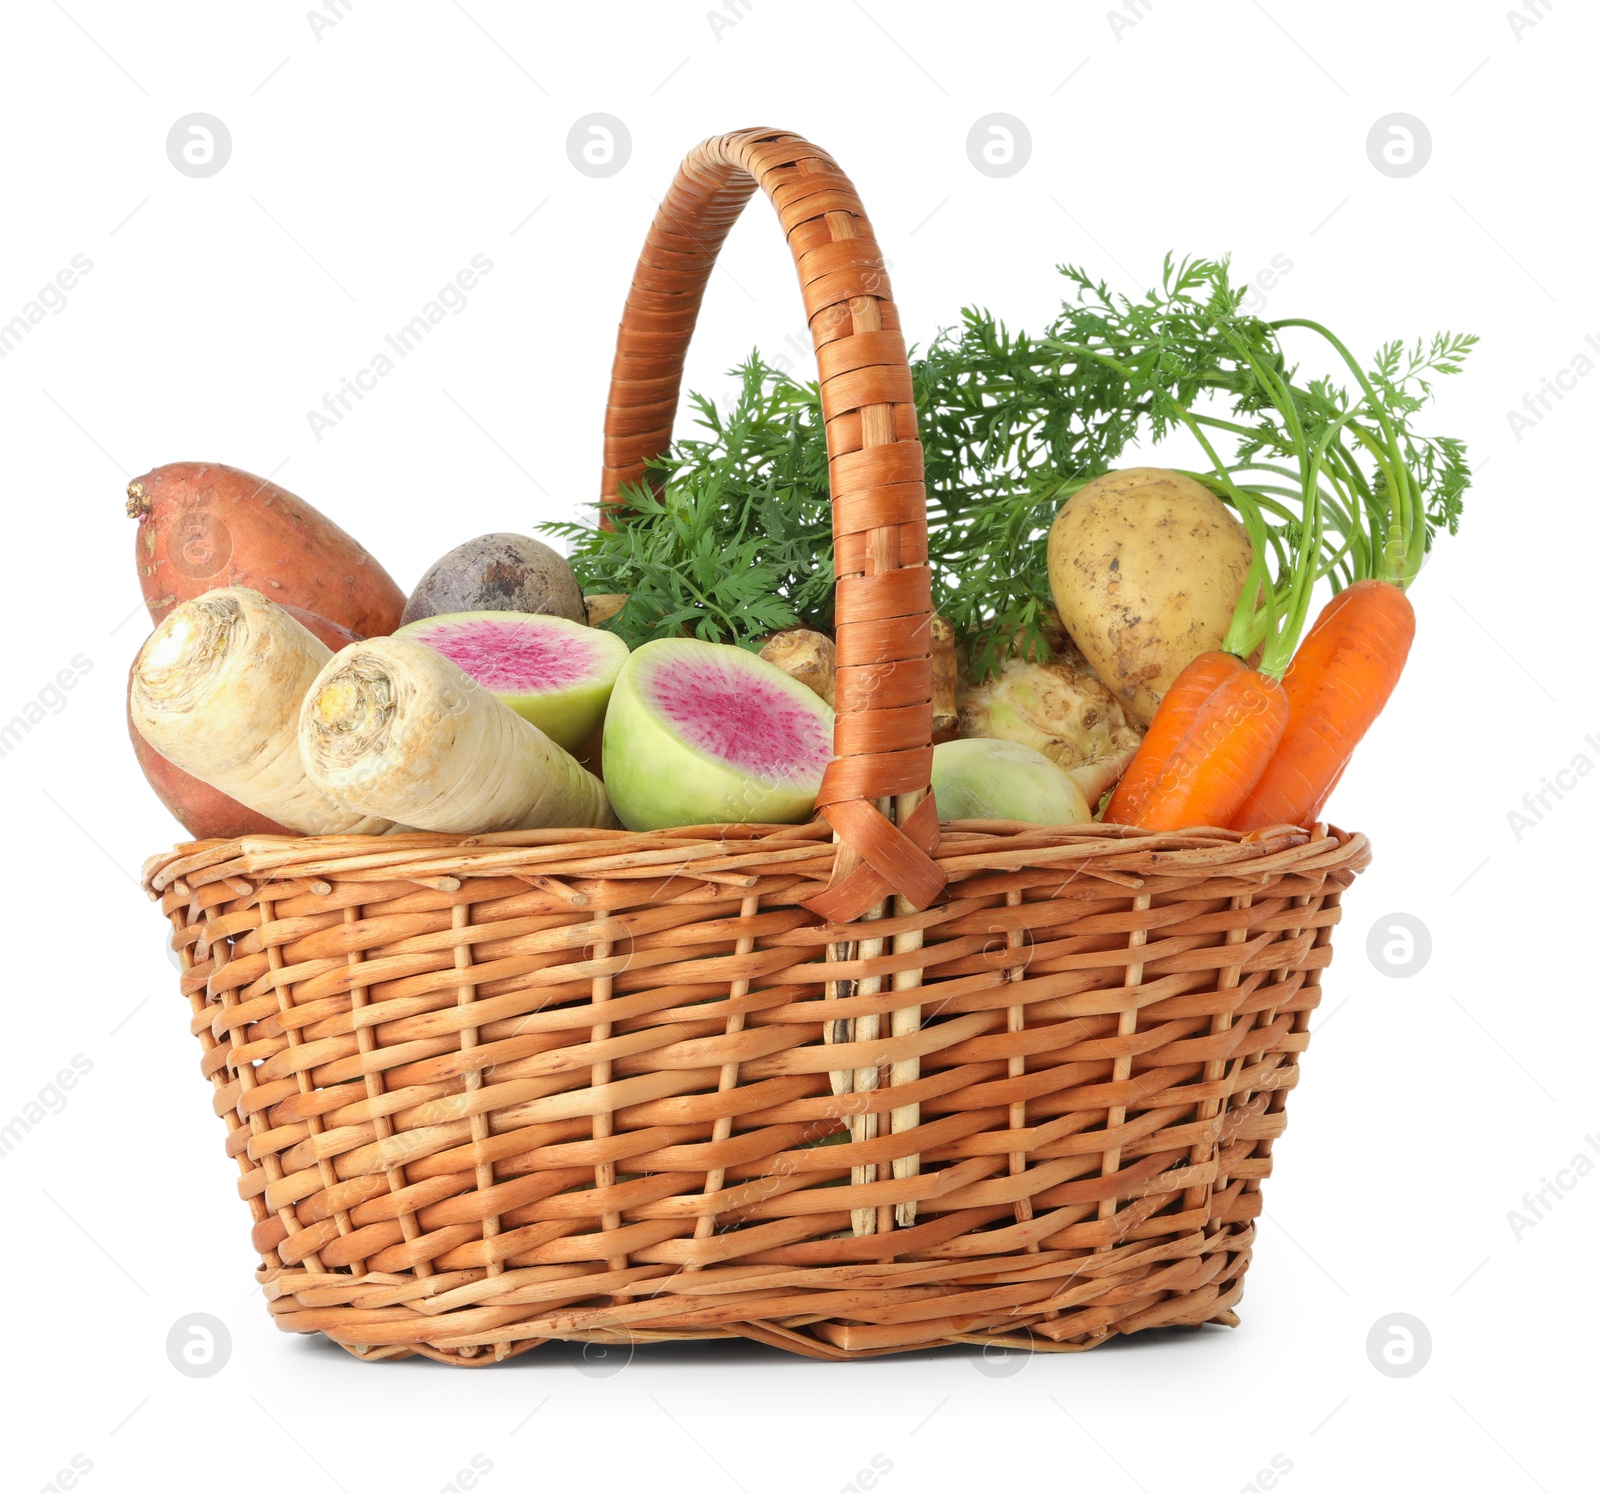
130, 586, 391, 836
299, 637, 617, 833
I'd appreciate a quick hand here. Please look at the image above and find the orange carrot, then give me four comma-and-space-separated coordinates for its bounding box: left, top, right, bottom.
1104, 651, 1246, 824
1232, 580, 1415, 831
1134, 670, 1290, 831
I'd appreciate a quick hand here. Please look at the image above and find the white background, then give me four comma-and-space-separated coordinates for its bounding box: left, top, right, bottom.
1, 2, 1593, 1490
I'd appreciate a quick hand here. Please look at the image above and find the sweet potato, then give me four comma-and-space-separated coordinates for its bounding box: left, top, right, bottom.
128, 462, 404, 635
127, 604, 359, 840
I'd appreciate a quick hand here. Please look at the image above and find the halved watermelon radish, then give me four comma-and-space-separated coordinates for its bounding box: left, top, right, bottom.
602, 638, 834, 830
394, 610, 626, 752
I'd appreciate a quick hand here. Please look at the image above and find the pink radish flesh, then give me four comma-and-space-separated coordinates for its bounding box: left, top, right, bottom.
412, 619, 597, 694
645, 656, 831, 785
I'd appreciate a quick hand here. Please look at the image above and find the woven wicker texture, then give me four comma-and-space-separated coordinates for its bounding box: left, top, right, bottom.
147, 821, 1367, 1363
602, 127, 941, 924
143, 129, 1371, 1363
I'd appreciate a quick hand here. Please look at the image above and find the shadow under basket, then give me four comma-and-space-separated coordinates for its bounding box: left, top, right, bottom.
141, 127, 1369, 1362
146, 819, 1367, 1364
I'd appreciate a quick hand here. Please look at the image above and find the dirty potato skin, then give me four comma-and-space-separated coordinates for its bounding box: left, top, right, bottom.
1047, 467, 1252, 726
128, 462, 405, 636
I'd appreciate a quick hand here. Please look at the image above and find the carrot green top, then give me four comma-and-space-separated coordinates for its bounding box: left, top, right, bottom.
545, 256, 1474, 683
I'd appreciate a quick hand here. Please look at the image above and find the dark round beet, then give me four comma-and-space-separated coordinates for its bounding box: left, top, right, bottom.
401, 533, 584, 627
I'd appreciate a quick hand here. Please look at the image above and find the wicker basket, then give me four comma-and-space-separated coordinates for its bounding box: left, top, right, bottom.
143, 128, 1370, 1364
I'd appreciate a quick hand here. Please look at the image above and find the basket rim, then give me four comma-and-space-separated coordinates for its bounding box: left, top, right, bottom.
143, 819, 1369, 904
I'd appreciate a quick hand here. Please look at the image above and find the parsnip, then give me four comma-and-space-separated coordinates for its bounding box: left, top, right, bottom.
130, 586, 391, 836
299, 637, 617, 833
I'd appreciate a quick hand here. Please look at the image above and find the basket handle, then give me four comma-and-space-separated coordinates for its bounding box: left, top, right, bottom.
601, 128, 945, 920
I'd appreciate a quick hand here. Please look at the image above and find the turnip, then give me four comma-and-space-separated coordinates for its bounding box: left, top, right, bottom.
931, 738, 1091, 824
393, 610, 626, 752
1046, 467, 1253, 726
299, 636, 615, 834
602, 638, 833, 831
129, 586, 392, 836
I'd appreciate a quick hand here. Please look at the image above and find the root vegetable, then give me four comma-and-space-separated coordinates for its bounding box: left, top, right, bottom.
1103, 650, 1245, 825
758, 628, 836, 707
128, 462, 404, 635
757, 618, 947, 728
299, 637, 616, 833
602, 638, 833, 831
584, 593, 629, 629
930, 615, 958, 743
1046, 467, 1253, 726
931, 738, 1091, 825
402, 533, 584, 626
956, 640, 1142, 807
126, 605, 359, 840
1231, 580, 1415, 830
127, 661, 290, 839
1111, 379, 1337, 831
1132, 670, 1289, 831
394, 610, 626, 752
130, 587, 391, 836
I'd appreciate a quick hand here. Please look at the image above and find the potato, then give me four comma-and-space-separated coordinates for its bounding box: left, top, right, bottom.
1047, 467, 1252, 726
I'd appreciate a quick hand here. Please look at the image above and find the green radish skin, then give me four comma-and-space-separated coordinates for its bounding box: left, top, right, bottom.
931, 738, 1092, 825
299, 636, 616, 834
394, 610, 626, 752
602, 638, 834, 831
